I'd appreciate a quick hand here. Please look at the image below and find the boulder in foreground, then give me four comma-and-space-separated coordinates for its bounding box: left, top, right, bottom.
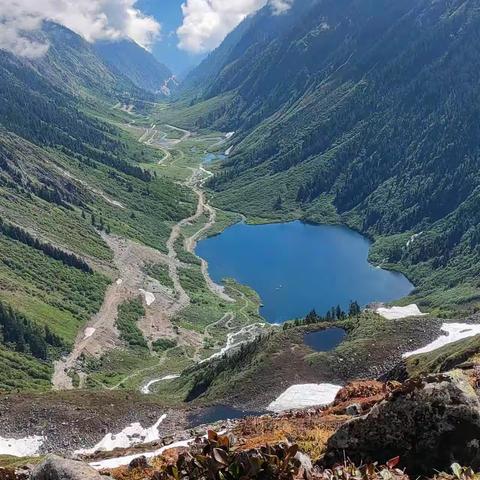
31, 455, 105, 480
326, 370, 480, 474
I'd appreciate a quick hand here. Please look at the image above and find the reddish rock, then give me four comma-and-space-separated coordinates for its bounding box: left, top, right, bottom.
334, 380, 386, 404
327, 380, 401, 416
326, 371, 480, 475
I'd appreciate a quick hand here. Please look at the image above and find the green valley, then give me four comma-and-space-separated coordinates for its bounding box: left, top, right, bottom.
170, 0, 480, 315
0, 22, 268, 395
3, 2, 480, 479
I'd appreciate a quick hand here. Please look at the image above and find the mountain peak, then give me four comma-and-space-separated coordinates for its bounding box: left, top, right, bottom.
94, 39, 173, 94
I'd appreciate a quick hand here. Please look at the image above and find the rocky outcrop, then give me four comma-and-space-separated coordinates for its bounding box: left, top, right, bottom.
327, 380, 398, 416
31, 455, 105, 480
325, 370, 480, 474
334, 380, 386, 404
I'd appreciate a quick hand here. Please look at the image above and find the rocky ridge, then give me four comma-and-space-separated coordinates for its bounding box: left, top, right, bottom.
4, 366, 480, 479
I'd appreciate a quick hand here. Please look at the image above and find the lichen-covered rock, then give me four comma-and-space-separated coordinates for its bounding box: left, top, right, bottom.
31, 455, 105, 480
325, 370, 480, 474
345, 403, 362, 416
328, 380, 394, 415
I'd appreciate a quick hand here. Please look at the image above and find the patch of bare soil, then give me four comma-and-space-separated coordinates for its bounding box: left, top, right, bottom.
0, 391, 189, 455
52, 233, 195, 390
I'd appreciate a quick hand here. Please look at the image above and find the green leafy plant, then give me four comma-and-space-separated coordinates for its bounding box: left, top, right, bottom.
156, 431, 302, 480
450, 463, 479, 480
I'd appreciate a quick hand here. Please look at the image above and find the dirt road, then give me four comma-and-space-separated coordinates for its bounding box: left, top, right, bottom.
53, 124, 245, 390
52, 235, 186, 390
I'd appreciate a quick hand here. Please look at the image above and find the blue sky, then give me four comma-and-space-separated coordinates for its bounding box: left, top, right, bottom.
0, 1, 290, 68
137, 0, 203, 75
134, 1, 290, 75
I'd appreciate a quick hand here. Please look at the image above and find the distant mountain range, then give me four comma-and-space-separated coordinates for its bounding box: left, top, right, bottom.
180, 0, 480, 311
94, 39, 176, 95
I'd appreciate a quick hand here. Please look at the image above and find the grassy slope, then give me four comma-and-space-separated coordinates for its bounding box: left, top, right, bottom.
400, 331, 480, 379
0, 106, 198, 390
75, 124, 264, 394
154, 312, 443, 409
0, 347, 53, 391
0, 24, 261, 393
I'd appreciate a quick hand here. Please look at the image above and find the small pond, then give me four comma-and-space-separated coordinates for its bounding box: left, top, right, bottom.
188, 405, 263, 427
304, 327, 347, 352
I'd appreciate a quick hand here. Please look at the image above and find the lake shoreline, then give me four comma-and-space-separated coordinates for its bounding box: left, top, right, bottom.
203, 200, 419, 294
196, 219, 414, 324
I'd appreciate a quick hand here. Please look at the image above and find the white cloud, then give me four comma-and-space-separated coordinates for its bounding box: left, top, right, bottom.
177, 0, 294, 54
270, 0, 294, 15
0, 10, 48, 59
0, 0, 161, 59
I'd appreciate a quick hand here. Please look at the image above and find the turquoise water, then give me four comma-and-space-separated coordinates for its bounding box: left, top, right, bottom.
203, 153, 226, 163
196, 221, 413, 323
304, 328, 346, 352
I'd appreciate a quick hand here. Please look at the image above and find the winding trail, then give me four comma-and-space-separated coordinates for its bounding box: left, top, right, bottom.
164, 125, 191, 145
139, 124, 232, 303
54, 122, 262, 391
183, 168, 234, 303
141, 374, 180, 394
107, 350, 170, 391
52, 236, 186, 390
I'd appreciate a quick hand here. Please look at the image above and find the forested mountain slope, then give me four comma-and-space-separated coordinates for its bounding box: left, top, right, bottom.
0, 22, 152, 155
0, 23, 193, 390
25, 23, 148, 101
94, 39, 173, 94
182, 0, 480, 311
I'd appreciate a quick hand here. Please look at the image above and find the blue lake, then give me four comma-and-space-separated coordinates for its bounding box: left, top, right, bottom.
196, 221, 413, 323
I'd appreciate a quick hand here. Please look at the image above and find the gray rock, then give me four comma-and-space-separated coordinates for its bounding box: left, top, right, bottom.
31, 455, 105, 480
295, 451, 313, 477
345, 403, 362, 416
325, 370, 480, 474
129, 456, 148, 470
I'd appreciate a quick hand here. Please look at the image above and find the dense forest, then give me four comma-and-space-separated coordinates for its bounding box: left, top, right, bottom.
0, 23, 154, 184
0, 217, 92, 273
0, 302, 63, 360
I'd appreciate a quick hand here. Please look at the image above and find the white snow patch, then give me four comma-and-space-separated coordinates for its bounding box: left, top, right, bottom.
267, 384, 342, 413
141, 375, 180, 394
76, 415, 167, 456
403, 323, 480, 358
0, 435, 44, 457
406, 232, 423, 248
83, 327, 96, 340
376, 304, 426, 320
225, 132, 235, 139
139, 289, 155, 306
225, 146, 233, 156
116, 278, 123, 286
200, 323, 269, 364
90, 430, 226, 470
